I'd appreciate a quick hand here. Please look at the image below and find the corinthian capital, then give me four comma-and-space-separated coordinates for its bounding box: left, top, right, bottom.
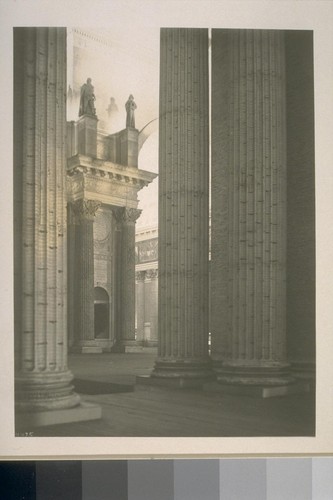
111, 207, 142, 225
123, 208, 142, 224
72, 199, 101, 221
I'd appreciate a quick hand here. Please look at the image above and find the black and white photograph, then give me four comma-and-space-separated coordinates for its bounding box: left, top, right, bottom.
1, 0, 333, 458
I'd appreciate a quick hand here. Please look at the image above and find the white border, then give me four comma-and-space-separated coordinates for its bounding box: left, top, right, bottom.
0, 0, 332, 458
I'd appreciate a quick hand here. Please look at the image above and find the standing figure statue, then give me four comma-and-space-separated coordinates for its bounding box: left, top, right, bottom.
106, 97, 118, 118
79, 78, 96, 117
125, 94, 137, 128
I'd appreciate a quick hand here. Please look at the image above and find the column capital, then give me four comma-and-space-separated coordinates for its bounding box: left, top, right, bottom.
145, 269, 158, 280
123, 207, 142, 224
72, 199, 101, 221
111, 206, 142, 226
136, 270, 146, 281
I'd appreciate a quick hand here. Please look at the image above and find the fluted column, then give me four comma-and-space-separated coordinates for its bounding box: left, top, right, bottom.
144, 269, 158, 346
14, 28, 80, 412
135, 271, 146, 344
72, 199, 101, 352
67, 203, 76, 349
121, 208, 142, 347
211, 29, 292, 393
153, 28, 211, 385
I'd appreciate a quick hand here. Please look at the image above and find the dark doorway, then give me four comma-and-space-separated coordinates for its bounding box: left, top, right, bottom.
94, 287, 110, 339
94, 303, 109, 339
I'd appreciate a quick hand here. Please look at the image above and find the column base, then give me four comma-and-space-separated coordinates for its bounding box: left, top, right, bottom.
204, 380, 310, 398
210, 360, 310, 398
137, 374, 213, 389
15, 401, 102, 432
137, 358, 214, 389
290, 361, 316, 382
15, 370, 81, 412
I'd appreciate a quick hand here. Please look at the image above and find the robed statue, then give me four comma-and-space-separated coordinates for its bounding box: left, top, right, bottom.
79, 78, 96, 117
125, 94, 137, 128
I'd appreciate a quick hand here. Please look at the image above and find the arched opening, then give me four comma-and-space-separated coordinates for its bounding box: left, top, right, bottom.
94, 287, 109, 339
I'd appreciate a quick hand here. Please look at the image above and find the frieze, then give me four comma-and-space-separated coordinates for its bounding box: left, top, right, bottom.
135, 238, 158, 264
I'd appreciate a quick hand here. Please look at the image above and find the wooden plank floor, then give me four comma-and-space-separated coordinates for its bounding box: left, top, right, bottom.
32, 353, 315, 437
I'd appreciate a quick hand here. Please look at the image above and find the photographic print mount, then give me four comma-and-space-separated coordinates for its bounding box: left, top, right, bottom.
1, 0, 333, 459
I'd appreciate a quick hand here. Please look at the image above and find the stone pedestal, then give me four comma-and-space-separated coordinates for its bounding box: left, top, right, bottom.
72, 199, 101, 353
14, 27, 101, 426
120, 128, 139, 167
148, 28, 212, 387
77, 115, 98, 157
210, 29, 297, 395
108, 128, 139, 167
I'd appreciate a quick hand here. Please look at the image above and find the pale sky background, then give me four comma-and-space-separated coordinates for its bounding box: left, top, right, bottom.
67, 26, 160, 229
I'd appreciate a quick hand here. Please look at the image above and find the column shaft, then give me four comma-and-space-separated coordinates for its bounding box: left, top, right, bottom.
111, 207, 141, 350
136, 271, 146, 344
120, 208, 141, 346
14, 28, 80, 411
211, 29, 291, 387
154, 28, 211, 382
144, 270, 158, 346
72, 199, 101, 352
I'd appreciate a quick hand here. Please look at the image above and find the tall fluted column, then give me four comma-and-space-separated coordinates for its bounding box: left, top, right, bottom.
72, 199, 101, 353
152, 28, 211, 385
211, 29, 293, 394
120, 208, 142, 348
14, 28, 80, 415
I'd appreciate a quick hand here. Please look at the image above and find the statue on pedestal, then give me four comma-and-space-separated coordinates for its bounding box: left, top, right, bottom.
125, 94, 137, 128
79, 78, 96, 117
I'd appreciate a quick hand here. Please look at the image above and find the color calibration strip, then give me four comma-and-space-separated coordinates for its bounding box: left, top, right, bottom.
0, 458, 332, 499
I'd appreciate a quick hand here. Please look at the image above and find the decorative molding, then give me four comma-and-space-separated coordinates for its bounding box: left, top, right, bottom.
67, 155, 156, 191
